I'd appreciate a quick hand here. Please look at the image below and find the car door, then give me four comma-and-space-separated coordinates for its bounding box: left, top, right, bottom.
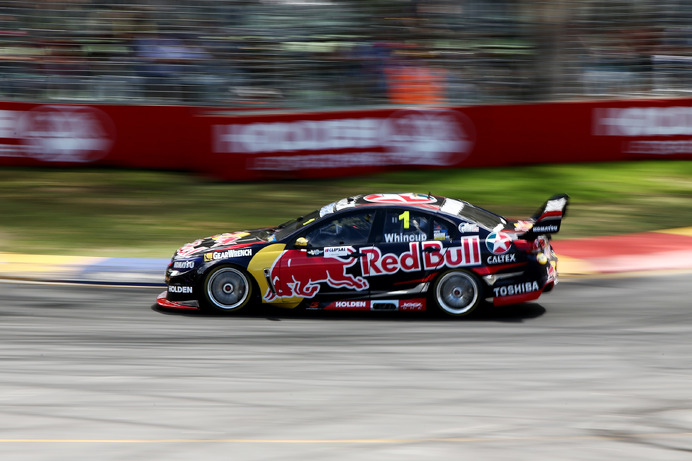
271, 210, 375, 303
363, 208, 451, 297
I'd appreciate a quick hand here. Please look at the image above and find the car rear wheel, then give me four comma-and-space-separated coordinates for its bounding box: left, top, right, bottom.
432, 270, 482, 317
202, 265, 253, 313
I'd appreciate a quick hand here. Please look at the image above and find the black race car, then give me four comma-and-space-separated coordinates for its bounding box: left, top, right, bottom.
157, 193, 568, 317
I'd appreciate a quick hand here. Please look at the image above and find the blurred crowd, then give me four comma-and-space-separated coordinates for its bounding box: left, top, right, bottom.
2, 0, 692, 108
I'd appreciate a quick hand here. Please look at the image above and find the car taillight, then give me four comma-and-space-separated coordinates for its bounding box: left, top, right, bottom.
513, 236, 550, 265
534, 235, 548, 252
513, 236, 548, 253
512, 239, 533, 252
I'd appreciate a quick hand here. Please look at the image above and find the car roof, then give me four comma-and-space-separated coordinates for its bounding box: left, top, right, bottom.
321, 192, 465, 216
317, 193, 508, 232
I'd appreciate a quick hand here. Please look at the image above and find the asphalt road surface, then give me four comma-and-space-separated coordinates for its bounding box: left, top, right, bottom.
1, 273, 692, 461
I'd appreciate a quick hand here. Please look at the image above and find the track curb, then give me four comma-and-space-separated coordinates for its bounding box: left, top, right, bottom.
1, 228, 691, 285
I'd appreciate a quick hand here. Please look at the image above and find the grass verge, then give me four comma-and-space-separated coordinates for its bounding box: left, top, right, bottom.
0, 160, 690, 257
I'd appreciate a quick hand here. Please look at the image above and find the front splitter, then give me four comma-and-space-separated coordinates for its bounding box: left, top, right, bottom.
156, 291, 200, 310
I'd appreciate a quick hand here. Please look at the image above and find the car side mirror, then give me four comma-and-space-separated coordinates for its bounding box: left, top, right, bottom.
294, 237, 308, 248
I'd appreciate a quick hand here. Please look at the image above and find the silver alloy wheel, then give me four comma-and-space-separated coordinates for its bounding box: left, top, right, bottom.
434, 271, 480, 316
205, 266, 251, 311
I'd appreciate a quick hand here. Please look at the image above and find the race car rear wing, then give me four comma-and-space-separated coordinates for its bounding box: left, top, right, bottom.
522, 194, 569, 237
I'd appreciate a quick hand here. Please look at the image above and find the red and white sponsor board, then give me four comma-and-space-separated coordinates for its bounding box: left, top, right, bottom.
0, 102, 205, 169
210, 107, 477, 179
0, 99, 690, 179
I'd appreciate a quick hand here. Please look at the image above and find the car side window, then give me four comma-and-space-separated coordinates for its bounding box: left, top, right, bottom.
432, 219, 454, 241
304, 211, 374, 247
381, 210, 430, 243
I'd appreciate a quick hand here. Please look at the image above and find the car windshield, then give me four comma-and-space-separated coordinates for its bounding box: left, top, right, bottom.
272, 209, 322, 241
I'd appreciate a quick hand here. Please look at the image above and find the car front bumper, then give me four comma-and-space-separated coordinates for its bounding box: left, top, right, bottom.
156, 291, 200, 310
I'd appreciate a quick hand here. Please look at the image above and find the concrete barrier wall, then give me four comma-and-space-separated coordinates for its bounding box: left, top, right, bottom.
1, 99, 690, 180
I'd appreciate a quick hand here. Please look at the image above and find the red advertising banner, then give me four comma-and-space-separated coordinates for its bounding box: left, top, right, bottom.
0, 99, 690, 180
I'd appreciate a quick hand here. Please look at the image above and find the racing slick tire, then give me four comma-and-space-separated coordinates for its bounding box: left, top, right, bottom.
201, 265, 254, 314
431, 269, 483, 317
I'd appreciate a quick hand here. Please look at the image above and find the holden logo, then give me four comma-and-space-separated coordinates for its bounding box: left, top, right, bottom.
381, 109, 476, 166
17, 105, 115, 163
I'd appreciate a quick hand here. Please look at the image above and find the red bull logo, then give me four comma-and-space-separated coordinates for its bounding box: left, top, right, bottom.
264, 246, 367, 301
361, 238, 480, 276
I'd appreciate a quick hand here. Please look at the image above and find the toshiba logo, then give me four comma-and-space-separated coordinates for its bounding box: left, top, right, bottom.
493, 281, 539, 297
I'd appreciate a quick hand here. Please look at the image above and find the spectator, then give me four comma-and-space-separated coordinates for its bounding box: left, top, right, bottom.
385, 50, 448, 105
133, 27, 207, 101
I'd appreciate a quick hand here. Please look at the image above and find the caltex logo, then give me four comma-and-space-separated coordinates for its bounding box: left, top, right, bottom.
486, 232, 512, 254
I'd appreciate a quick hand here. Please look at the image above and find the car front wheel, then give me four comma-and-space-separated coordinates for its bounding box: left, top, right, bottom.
202, 265, 253, 313
432, 270, 482, 317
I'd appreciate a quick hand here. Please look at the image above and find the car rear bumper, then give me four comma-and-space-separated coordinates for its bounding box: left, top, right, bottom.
490, 252, 558, 306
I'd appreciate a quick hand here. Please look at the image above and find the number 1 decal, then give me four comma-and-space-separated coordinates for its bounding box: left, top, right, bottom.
398, 210, 410, 229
